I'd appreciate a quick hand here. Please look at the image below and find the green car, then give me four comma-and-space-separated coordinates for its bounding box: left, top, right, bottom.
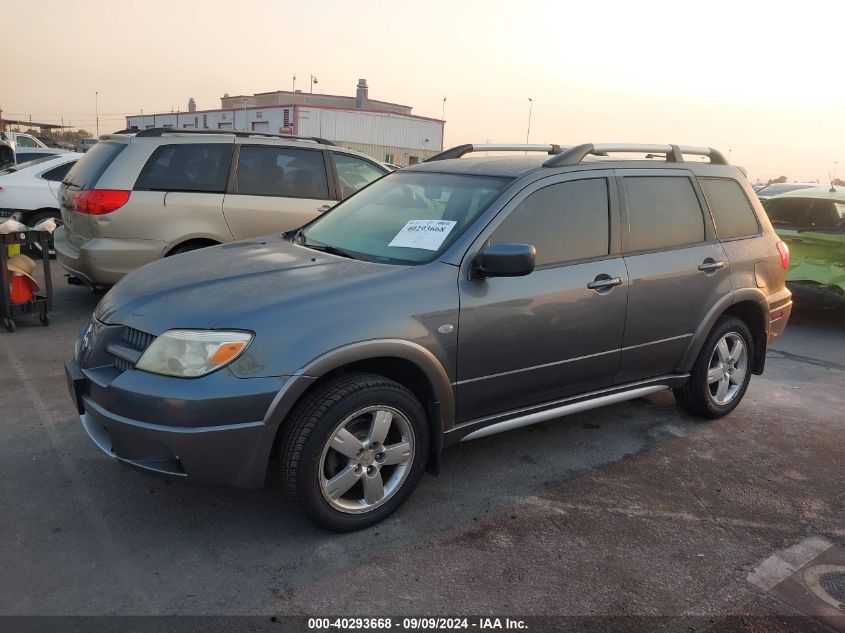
764, 188, 845, 303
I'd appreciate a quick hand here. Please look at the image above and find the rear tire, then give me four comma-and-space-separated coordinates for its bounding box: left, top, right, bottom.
167, 240, 217, 256
279, 373, 430, 532
674, 316, 754, 419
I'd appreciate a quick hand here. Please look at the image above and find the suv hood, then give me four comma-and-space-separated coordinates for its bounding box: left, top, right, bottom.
95, 236, 407, 332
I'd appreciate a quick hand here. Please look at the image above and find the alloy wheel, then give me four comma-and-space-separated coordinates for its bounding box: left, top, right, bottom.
707, 332, 748, 405
319, 406, 415, 514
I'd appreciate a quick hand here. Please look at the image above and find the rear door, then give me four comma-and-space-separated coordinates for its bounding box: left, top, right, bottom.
128, 141, 234, 247
222, 144, 335, 240
616, 169, 731, 382
775, 198, 845, 287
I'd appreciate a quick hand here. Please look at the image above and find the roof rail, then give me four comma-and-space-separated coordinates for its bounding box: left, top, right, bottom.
425, 143, 566, 162
131, 127, 336, 146
543, 143, 728, 167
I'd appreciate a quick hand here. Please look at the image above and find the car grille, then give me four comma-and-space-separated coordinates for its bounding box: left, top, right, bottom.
110, 326, 156, 372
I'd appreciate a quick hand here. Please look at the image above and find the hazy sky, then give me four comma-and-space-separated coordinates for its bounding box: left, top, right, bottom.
4, 0, 843, 182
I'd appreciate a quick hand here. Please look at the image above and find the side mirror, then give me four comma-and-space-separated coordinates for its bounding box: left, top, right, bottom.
474, 243, 536, 278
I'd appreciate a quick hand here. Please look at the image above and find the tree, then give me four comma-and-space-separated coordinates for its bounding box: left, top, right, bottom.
58, 128, 93, 145
766, 176, 788, 185
833, 178, 844, 187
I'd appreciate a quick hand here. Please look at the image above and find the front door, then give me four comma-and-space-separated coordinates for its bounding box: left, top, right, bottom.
616, 170, 732, 382
456, 172, 628, 422
223, 145, 336, 240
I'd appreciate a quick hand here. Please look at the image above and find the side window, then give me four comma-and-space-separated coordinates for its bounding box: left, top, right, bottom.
41, 161, 76, 181
17, 136, 38, 148
624, 176, 705, 252
699, 178, 760, 239
135, 143, 231, 193
805, 201, 842, 230
333, 153, 385, 198
490, 178, 610, 267
236, 146, 329, 199
764, 199, 809, 228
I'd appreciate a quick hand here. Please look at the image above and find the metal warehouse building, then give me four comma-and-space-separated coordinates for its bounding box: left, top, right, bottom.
125, 79, 444, 166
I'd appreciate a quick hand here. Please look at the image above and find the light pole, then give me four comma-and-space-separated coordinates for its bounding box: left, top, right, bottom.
525, 98, 533, 153
292, 74, 296, 92
441, 97, 446, 150
95, 91, 99, 137
310, 75, 318, 94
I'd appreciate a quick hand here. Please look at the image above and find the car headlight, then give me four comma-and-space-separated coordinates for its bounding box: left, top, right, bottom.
135, 330, 254, 378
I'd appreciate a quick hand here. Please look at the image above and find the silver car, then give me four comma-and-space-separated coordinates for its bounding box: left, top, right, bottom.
55, 129, 388, 286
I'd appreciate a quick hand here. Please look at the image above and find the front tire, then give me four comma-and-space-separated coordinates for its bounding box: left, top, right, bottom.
280, 373, 430, 531
674, 316, 754, 419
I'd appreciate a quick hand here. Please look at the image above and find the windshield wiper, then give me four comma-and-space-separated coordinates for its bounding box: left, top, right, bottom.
293, 230, 357, 260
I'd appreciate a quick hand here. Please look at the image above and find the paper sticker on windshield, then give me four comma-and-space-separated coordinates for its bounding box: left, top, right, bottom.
388, 220, 457, 250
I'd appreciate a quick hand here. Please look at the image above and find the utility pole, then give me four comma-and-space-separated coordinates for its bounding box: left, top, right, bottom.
0, 104, 4, 132
95, 91, 99, 136
441, 97, 446, 150
310, 75, 318, 94
292, 74, 296, 92
525, 98, 533, 153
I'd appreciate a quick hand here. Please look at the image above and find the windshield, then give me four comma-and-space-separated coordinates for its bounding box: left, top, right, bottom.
299, 171, 509, 264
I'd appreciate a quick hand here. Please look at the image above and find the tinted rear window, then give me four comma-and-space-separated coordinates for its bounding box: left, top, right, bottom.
699, 178, 760, 239
135, 143, 232, 193
625, 176, 705, 251
63, 141, 126, 190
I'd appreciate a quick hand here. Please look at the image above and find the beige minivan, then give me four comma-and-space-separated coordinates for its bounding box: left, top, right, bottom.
55, 129, 388, 286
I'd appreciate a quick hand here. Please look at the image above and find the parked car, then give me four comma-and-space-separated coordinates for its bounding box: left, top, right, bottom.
0, 131, 47, 149
66, 142, 792, 531
763, 187, 845, 303
75, 138, 98, 153
0, 153, 78, 255
55, 128, 389, 287
0, 139, 13, 170
755, 182, 825, 201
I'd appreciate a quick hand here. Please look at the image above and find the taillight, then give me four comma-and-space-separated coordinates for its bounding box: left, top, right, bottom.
73, 190, 130, 215
776, 240, 790, 270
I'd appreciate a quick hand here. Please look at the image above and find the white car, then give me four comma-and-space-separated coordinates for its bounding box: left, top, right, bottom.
14, 146, 72, 165
0, 153, 78, 255
0, 131, 47, 149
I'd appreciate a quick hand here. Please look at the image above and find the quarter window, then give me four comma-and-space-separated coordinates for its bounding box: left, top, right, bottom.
135, 143, 232, 193
333, 154, 385, 198
41, 161, 76, 181
236, 146, 329, 199
699, 178, 760, 239
491, 179, 610, 267
624, 176, 705, 251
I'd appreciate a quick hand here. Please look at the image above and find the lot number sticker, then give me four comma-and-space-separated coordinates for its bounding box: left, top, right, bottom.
388, 220, 457, 250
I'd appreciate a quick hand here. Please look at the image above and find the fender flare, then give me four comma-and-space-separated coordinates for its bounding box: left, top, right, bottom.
256, 339, 455, 471
678, 288, 769, 373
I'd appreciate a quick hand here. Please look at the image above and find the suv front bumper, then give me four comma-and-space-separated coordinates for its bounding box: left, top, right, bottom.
65, 356, 285, 488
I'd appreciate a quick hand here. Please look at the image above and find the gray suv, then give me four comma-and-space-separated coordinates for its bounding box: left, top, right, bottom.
65, 142, 793, 531
55, 129, 387, 287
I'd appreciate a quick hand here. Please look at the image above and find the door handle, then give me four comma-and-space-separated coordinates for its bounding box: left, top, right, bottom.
587, 275, 623, 291
698, 259, 725, 272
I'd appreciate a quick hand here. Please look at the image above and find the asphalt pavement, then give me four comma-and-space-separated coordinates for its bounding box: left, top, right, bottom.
1, 265, 843, 628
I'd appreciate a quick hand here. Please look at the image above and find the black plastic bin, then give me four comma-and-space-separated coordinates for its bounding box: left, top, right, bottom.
1, 231, 53, 332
